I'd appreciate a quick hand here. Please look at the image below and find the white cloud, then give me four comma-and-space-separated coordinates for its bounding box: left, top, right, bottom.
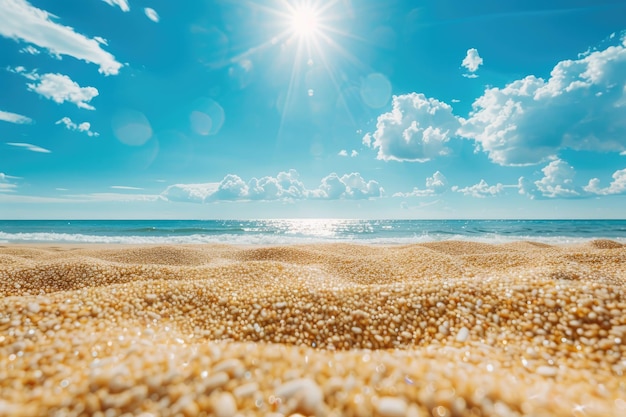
517, 176, 535, 199
110, 186, 143, 190
212, 174, 249, 200
534, 159, 579, 198
56, 117, 99, 136
0, 109, 32, 124
518, 159, 579, 199
0, 194, 81, 203
426, 171, 447, 189
19, 45, 39, 55
144, 7, 159, 23
584, 169, 626, 195
364, 93, 460, 162
162, 183, 219, 203
6, 142, 51, 153
8, 66, 37, 80
101, 0, 129, 12
338, 149, 359, 157
65, 193, 164, 203
394, 171, 448, 197
161, 170, 383, 203
462, 48, 483, 77
0, 0, 123, 75
0, 173, 18, 193
318, 174, 344, 199
453, 180, 504, 198
27, 73, 98, 110
459, 37, 626, 165
317, 172, 383, 199
248, 170, 308, 200
0, 189, 159, 205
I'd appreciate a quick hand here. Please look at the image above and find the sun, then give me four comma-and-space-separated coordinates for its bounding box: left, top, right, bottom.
290, 5, 319, 38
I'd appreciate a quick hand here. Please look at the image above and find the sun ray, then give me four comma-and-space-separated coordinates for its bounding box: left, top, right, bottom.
218, 0, 380, 144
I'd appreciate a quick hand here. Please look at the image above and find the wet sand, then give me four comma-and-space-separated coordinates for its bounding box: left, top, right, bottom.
1, 240, 625, 416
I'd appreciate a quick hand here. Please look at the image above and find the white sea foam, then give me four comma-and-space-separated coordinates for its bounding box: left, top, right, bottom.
0, 231, 623, 246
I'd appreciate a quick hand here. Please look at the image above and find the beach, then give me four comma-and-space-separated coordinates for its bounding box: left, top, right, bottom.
1, 240, 625, 416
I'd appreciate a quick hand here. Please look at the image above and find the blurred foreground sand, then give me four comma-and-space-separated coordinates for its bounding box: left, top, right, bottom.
1, 240, 625, 416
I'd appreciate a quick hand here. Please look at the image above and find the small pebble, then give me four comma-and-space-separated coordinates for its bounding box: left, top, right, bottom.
376, 396, 408, 417
455, 327, 470, 343
212, 392, 237, 417
27, 302, 41, 314
536, 366, 558, 377
275, 378, 323, 415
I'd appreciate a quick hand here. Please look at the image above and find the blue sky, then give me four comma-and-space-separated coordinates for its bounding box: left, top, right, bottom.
1, 0, 626, 219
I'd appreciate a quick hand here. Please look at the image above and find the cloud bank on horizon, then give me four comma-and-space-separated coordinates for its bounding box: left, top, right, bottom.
1, 0, 625, 218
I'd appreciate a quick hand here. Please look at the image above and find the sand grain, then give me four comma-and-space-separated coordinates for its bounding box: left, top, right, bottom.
1, 241, 625, 416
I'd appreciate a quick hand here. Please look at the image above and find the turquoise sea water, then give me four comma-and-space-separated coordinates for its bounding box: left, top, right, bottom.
0, 219, 625, 245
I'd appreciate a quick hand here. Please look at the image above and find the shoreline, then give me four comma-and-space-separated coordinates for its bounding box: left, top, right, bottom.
1, 237, 623, 247
1, 240, 625, 416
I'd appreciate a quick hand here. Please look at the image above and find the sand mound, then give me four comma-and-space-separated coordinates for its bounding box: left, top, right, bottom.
1, 242, 625, 416
87, 245, 218, 266
590, 239, 624, 249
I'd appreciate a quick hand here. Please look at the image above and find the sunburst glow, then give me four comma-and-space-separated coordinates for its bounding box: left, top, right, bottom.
290, 5, 319, 38
223, 0, 360, 144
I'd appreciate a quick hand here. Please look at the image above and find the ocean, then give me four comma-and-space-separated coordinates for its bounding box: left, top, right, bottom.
1, 219, 625, 245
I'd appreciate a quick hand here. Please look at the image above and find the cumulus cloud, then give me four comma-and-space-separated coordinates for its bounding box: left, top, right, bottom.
453, 180, 505, 198
162, 183, 219, 203
462, 48, 483, 77
101, 0, 129, 12
534, 159, 579, 198
56, 117, 99, 136
338, 149, 359, 157
6, 142, 51, 153
584, 169, 626, 195
518, 159, 579, 199
318, 174, 345, 199
0, 0, 123, 75
27, 73, 98, 110
317, 173, 383, 199
393, 171, 448, 197
364, 93, 461, 162
161, 170, 383, 203
144, 7, 159, 23
248, 170, 308, 200
0, 109, 32, 124
459, 36, 626, 165
212, 174, 249, 200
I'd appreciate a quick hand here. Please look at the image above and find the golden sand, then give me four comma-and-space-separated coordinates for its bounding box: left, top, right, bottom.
0, 240, 625, 416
